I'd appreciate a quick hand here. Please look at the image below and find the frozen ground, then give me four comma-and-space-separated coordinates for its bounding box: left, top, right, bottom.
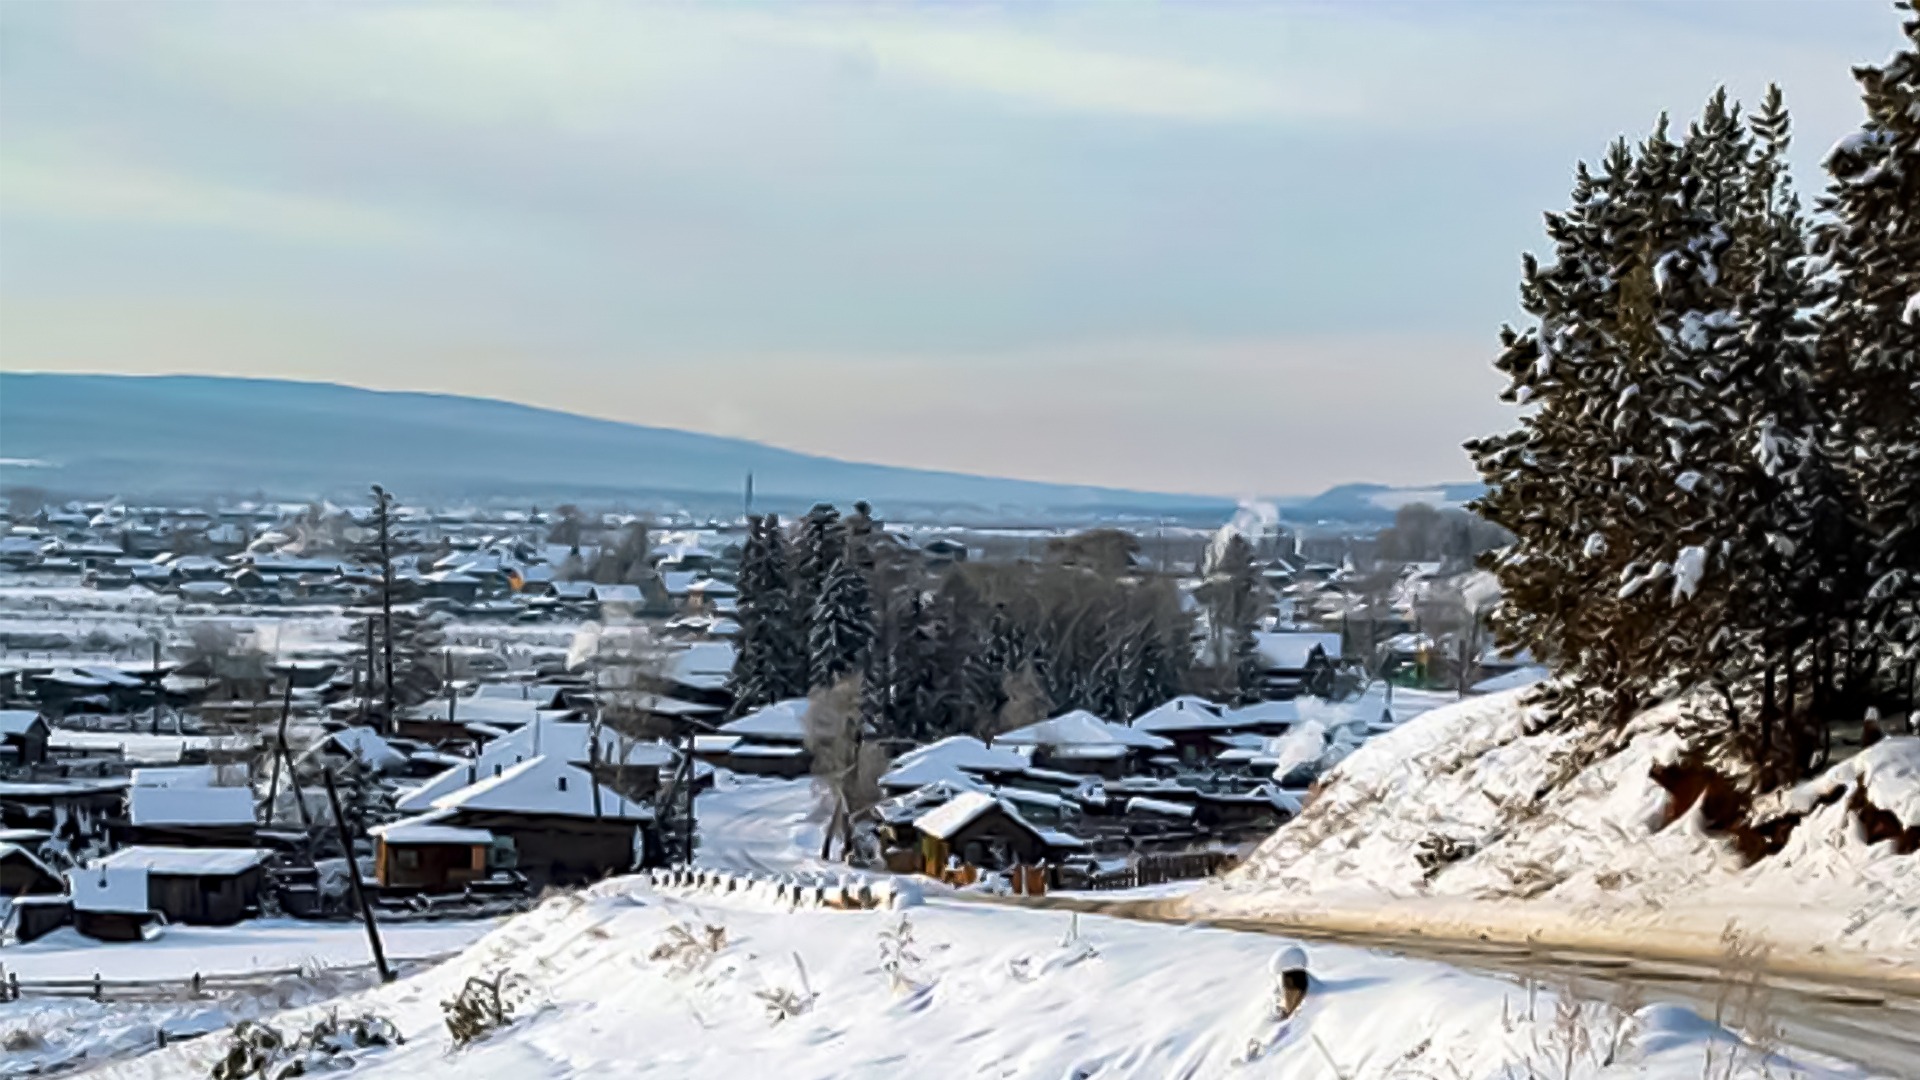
0, 919, 496, 981
1195, 689, 1920, 978
80, 879, 1876, 1080
0, 920, 497, 1076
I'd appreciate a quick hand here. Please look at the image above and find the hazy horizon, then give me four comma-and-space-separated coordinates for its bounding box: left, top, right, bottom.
0, 2, 1902, 497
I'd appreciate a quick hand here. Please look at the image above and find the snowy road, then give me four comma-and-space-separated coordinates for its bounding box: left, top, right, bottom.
977, 892, 1920, 1076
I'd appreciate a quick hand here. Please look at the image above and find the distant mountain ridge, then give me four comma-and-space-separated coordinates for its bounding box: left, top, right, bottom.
0, 374, 1234, 517
0, 373, 1474, 521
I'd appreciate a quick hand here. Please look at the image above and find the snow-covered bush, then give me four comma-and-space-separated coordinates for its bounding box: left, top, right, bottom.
207, 1011, 401, 1079
440, 973, 528, 1048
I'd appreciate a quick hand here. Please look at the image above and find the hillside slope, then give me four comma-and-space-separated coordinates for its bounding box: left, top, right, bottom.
77, 878, 1865, 1080
0, 374, 1228, 515
1191, 689, 1920, 974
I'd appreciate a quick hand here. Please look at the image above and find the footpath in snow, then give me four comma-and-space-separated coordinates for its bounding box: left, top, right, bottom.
1192, 689, 1920, 982
80, 877, 1873, 1080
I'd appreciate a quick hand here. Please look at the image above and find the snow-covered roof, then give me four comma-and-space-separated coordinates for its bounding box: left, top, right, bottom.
590, 584, 645, 604
1221, 700, 1302, 728
68, 865, 147, 913
0, 843, 56, 880
881, 736, 1027, 790
130, 765, 215, 788
1125, 796, 1195, 818
996, 710, 1173, 751
371, 810, 493, 846
403, 696, 548, 728
127, 785, 256, 827
718, 698, 810, 741
1255, 631, 1340, 671
0, 709, 45, 736
96, 846, 269, 876
913, 790, 1005, 840
431, 755, 652, 821
665, 641, 736, 691
1130, 697, 1232, 734
396, 716, 678, 813
305, 727, 410, 773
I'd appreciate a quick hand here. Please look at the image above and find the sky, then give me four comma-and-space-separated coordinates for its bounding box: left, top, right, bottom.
0, 1, 1904, 498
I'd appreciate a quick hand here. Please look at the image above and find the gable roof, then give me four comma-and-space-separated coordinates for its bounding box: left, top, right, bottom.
0, 710, 46, 737
395, 716, 677, 812
913, 790, 1011, 840
996, 710, 1173, 751
717, 698, 809, 741
127, 785, 256, 827
881, 736, 1027, 790
431, 755, 652, 821
1130, 696, 1233, 734
1255, 631, 1341, 671
97, 845, 269, 876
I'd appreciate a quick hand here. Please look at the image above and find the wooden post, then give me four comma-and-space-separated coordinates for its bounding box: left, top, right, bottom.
322, 766, 392, 983
263, 677, 294, 828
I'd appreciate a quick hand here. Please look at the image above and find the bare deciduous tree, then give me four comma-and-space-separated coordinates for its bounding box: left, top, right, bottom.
804, 674, 885, 862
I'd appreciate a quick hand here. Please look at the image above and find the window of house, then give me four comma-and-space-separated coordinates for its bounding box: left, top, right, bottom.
396, 850, 420, 870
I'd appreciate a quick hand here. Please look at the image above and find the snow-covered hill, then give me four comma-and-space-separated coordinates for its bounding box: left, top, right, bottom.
1194, 689, 1920, 974
81, 879, 1868, 1079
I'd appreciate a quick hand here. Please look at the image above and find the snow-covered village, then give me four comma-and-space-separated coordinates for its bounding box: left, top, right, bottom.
2, 3, 1919, 1078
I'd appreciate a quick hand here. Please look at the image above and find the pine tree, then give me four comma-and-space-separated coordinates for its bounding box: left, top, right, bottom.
1815, 8, 1920, 730
809, 544, 874, 690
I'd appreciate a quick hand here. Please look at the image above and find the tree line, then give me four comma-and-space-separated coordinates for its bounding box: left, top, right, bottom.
1471, 10, 1919, 783
727, 504, 1271, 741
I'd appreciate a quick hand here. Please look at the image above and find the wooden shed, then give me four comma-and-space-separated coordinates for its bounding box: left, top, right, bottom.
913, 791, 1047, 873
370, 812, 493, 892
90, 846, 270, 926
0, 710, 50, 766
0, 842, 61, 896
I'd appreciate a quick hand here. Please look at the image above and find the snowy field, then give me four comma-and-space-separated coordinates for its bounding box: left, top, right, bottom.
0, 919, 496, 981
1195, 689, 1920, 977
79, 879, 1874, 1080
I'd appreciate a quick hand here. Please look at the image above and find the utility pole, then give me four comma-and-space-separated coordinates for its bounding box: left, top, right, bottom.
322, 766, 391, 983
149, 639, 162, 736
372, 485, 396, 738
359, 618, 374, 728
263, 677, 294, 828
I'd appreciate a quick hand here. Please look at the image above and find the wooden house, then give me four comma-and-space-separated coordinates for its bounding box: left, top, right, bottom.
122, 785, 258, 848
0, 842, 61, 896
0, 710, 50, 765
370, 812, 494, 893
429, 756, 655, 888
913, 791, 1073, 873
703, 698, 811, 778
89, 846, 270, 925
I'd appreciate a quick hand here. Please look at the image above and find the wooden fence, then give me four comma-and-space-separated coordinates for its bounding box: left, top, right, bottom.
0, 952, 458, 1004
1077, 850, 1236, 892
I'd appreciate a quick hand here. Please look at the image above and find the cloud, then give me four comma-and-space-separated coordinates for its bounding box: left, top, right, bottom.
0, 150, 414, 246
737, 16, 1340, 122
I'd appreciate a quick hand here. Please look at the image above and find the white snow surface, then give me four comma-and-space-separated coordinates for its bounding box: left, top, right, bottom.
75, 881, 1868, 1080
1195, 690, 1920, 970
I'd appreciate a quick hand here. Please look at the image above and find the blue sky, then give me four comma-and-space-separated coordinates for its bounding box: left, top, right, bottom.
0, 1, 1901, 496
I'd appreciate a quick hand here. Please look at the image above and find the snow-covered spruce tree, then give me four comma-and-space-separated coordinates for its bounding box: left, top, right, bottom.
809, 542, 875, 691
790, 504, 845, 635
727, 515, 780, 717
1814, 6, 1920, 731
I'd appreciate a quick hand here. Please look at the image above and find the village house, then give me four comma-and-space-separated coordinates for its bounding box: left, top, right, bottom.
369, 811, 496, 893
121, 784, 258, 848
0, 709, 51, 765
427, 755, 656, 888
993, 710, 1174, 779
0, 842, 61, 896
1252, 631, 1342, 700
88, 846, 271, 926
878, 736, 1028, 796
911, 791, 1083, 874
702, 698, 811, 778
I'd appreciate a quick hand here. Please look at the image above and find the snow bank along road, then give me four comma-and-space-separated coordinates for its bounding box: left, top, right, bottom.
970, 890, 1920, 1077
79, 877, 1882, 1080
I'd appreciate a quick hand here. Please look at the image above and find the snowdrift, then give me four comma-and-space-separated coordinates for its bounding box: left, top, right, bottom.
77, 877, 1868, 1080
1194, 689, 1920, 974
